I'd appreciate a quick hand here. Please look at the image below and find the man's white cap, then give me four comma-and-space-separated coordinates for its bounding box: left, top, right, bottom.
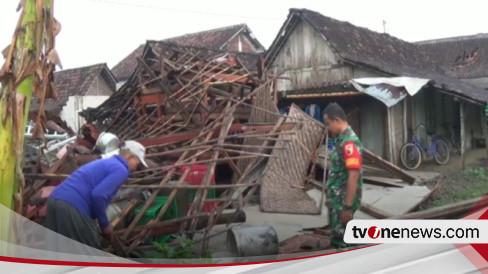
122, 140, 148, 168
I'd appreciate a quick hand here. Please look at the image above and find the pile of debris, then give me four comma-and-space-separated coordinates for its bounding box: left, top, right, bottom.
22, 41, 481, 258
23, 42, 330, 257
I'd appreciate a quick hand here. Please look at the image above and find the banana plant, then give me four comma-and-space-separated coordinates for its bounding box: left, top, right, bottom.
0, 0, 61, 243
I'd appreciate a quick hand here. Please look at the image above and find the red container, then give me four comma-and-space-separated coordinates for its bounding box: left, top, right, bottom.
177, 165, 215, 185
187, 201, 220, 213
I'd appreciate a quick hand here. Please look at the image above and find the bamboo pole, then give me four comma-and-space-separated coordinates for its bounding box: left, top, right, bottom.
120, 182, 259, 189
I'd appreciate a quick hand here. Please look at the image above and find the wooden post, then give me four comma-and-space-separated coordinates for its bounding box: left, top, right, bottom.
387, 107, 396, 165
460, 101, 466, 170
403, 99, 408, 144
481, 107, 488, 163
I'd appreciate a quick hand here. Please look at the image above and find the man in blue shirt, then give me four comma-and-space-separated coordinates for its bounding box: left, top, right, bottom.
45, 141, 147, 249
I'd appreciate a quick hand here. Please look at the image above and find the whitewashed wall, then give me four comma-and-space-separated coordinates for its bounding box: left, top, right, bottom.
60, 95, 109, 132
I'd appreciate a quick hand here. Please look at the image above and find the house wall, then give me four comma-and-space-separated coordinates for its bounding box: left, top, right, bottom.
353, 68, 388, 78
270, 21, 389, 92
225, 33, 259, 53
270, 20, 357, 91
360, 98, 386, 157
61, 95, 109, 132
389, 102, 404, 165
86, 75, 114, 96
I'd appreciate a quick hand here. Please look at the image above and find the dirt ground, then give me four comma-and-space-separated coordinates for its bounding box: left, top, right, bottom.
417, 148, 488, 174
416, 148, 488, 209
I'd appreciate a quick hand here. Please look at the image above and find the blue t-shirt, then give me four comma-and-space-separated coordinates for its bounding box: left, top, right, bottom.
50, 155, 130, 228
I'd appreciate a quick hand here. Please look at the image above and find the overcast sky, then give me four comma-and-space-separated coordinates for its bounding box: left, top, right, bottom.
1, 0, 487, 70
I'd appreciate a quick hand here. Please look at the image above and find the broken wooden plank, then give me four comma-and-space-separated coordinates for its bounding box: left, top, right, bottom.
363, 149, 416, 185
279, 234, 331, 254
392, 196, 488, 219
136, 122, 296, 147
360, 203, 392, 219
111, 199, 138, 229
363, 176, 405, 188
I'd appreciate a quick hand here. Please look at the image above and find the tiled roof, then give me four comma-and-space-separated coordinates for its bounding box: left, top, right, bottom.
416, 34, 488, 79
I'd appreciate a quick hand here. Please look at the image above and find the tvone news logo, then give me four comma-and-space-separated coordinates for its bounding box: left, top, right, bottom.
352, 225, 384, 239
352, 225, 443, 239
368, 226, 380, 239
352, 225, 446, 240
351, 225, 478, 240
346, 220, 484, 244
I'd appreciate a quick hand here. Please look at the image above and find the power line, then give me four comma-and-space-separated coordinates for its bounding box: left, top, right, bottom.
86, 0, 283, 21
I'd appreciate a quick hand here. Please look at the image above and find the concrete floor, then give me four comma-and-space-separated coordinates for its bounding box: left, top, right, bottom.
198, 188, 377, 257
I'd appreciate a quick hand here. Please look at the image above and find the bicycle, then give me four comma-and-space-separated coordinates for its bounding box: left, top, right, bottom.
400, 124, 450, 170
440, 123, 461, 155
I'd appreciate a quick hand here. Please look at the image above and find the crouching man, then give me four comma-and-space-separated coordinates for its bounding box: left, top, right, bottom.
44, 141, 147, 249
322, 103, 363, 248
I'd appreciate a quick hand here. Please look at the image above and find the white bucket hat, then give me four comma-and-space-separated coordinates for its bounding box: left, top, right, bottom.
122, 140, 148, 168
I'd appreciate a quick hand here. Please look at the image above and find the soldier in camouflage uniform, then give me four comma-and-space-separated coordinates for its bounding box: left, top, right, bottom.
322, 103, 363, 248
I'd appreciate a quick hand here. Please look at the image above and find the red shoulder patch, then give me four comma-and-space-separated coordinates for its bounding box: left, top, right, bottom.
343, 141, 361, 170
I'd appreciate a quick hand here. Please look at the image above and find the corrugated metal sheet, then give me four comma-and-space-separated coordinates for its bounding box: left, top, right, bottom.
350, 77, 430, 107
260, 104, 325, 214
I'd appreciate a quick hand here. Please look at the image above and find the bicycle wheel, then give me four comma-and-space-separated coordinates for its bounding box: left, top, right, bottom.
400, 143, 422, 170
433, 139, 450, 165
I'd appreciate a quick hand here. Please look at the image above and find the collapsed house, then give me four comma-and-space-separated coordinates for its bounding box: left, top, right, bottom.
266, 9, 488, 167
25, 40, 329, 257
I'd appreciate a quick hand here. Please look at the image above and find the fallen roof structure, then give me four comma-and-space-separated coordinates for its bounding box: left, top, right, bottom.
112, 24, 265, 82
27, 41, 307, 256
